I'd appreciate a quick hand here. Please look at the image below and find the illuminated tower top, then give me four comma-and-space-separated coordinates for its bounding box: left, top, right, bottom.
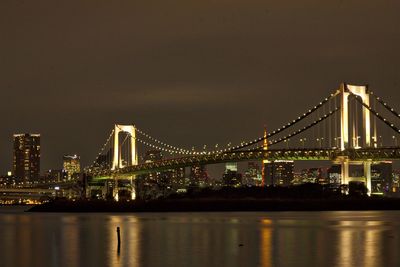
263, 126, 268, 150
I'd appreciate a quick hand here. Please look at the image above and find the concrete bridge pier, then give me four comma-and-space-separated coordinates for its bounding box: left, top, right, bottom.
338, 157, 372, 195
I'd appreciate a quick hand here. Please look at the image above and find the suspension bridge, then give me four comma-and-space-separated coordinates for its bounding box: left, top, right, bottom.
84, 83, 400, 198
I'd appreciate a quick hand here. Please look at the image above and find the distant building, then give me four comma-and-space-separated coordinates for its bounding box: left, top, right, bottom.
392, 170, 400, 193
136, 150, 164, 200
223, 170, 242, 187
13, 134, 41, 184
95, 148, 113, 169
243, 162, 262, 186
263, 160, 294, 186
171, 167, 186, 189
0, 172, 17, 188
371, 161, 393, 195
43, 169, 67, 183
225, 162, 238, 172
327, 165, 341, 187
63, 155, 81, 180
190, 164, 208, 187
144, 150, 163, 163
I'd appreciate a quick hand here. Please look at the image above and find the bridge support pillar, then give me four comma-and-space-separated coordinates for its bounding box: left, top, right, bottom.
337, 157, 372, 195
364, 160, 372, 196
340, 157, 350, 185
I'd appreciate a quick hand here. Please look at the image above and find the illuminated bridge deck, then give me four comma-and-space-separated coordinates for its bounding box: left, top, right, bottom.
88, 147, 400, 178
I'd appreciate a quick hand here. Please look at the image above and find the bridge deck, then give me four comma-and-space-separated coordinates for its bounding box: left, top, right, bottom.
87, 147, 400, 178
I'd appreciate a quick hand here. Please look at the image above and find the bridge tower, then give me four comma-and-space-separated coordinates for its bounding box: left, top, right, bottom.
338, 83, 373, 193
340, 83, 372, 151
112, 124, 138, 170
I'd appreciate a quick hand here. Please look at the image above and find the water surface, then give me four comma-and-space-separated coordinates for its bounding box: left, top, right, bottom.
0, 207, 399, 267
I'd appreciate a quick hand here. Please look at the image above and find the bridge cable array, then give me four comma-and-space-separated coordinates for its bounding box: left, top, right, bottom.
229, 90, 340, 151
350, 93, 400, 135
265, 107, 341, 148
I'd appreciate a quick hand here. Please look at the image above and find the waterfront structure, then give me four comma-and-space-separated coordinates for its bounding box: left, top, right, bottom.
63, 155, 81, 180
13, 134, 41, 184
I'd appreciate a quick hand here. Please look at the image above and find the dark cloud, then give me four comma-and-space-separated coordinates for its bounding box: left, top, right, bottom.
0, 0, 400, 172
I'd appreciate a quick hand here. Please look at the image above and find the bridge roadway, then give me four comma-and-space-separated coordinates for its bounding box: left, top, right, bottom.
89, 147, 400, 178
0, 188, 55, 193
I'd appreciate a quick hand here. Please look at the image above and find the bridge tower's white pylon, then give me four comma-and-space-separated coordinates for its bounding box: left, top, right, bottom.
340, 83, 372, 150
339, 83, 372, 194
112, 124, 138, 170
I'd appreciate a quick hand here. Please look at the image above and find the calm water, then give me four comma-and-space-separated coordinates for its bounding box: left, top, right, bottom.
0, 207, 400, 267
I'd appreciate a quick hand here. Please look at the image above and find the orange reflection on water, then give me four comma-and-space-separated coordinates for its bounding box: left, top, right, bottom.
336, 220, 383, 267
260, 219, 272, 267
61, 216, 79, 267
107, 216, 140, 267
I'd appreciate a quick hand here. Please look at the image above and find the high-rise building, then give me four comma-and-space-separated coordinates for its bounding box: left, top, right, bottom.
263, 160, 294, 186
13, 134, 41, 184
63, 155, 81, 180
244, 162, 262, 186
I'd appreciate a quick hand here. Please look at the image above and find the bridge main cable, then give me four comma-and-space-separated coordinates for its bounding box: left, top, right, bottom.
369, 91, 400, 120
266, 107, 340, 147
350, 92, 400, 135
229, 91, 340, 151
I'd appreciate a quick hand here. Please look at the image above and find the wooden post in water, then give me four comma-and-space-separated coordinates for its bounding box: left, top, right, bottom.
117, 227, 121, 253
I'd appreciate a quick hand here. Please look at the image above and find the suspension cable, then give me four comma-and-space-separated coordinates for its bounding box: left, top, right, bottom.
230, 91, 339, 151
350, 93, 400, 135
249, 107, 340, 149
369, 91, 400, 120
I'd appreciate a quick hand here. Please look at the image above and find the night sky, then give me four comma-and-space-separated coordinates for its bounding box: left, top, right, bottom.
1, 0, 400, 174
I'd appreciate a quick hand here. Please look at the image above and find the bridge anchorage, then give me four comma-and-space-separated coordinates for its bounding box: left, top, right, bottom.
85, 83, 400, 199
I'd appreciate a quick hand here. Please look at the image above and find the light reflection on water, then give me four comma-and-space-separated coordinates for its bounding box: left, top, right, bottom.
0, 209, 399, 267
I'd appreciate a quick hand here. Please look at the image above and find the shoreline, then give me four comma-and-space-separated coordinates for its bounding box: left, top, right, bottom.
28, 197, 400, 213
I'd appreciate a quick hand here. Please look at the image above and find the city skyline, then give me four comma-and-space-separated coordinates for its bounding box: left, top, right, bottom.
2, 2, 400, 267
1, 1, 400, 173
